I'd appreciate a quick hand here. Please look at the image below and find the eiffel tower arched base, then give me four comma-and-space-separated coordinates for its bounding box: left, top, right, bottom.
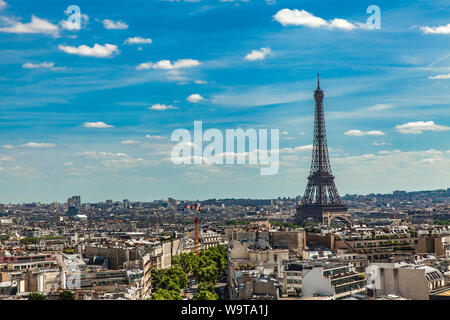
295, 204, 352, 226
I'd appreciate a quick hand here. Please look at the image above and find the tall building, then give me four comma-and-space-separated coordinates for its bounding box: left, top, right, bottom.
67, 195, 81, 209
295, 76, 351, 225
67, 195, 81, 216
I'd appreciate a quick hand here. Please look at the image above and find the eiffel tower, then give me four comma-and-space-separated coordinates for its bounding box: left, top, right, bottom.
295, 75, 352, 225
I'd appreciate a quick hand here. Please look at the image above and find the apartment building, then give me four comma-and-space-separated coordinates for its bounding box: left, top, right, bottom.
366, 262, 447, 300
302, 262, 366, 299
280, 259, 302, 296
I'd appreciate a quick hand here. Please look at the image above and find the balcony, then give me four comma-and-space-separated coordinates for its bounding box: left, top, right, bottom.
332, 276, 366, 288
334, 279, 367, 295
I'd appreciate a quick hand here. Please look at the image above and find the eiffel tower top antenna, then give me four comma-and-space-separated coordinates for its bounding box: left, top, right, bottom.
317, 73, 320, 89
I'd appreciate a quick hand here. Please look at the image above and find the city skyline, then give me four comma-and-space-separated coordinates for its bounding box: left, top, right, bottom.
1, 0, 450, 203
1, 187, 448, 205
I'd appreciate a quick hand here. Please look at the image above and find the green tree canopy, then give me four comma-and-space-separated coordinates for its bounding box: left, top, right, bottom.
151, 269, 165, 290
152, 265, 188, 291
59, 290, 75, 300
164, 265, 188, 289
159, 277, 181, 292
197, 281, 215, 293
197, 264, 219, 284
150, 289, 183, 300
28, 292, 47, 300
154, 244, 227, 300
194, 290, 218, 300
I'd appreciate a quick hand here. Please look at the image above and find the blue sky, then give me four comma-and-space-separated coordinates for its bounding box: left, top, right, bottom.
0, 0, 449, 203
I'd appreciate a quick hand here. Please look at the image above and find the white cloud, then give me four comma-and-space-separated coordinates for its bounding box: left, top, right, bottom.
428, 73, 450, 80
121, 140, 139, 145
102, 19, 128, 30
146, 134, 166, 139
328, 18, 358, 30
420, 158, 441, 164
331, 149, 450, 190
365, 104, 392, 111
0, 1, 8, 10
136, 62, 152, 70
22, 62, 64, 71
344, 129, 385, 136
395, 121, 450, 134
165, 69, 189, 83
2, 144, 13, 149
292, 145, 313, 152
195, 80, 208, 84
22, 62, 53, 69
372, 141, 391, 146
161, 59, 197, 69
103, 157, 146, 169
245, 47, 272, 61
273, 9, 357, 31
273, 9, 327, 28
124, 36, 152, 45
83, 121, 114, 128
366, 131, 385, 136
137, 59, 200, 70
344, 130, 369, 137
58, 43, 120, 58
75, 151, 128, 159
377, 150, 401, 155
420, 23, 450, 34
0, 15, 59, 36
279, 144, 313, 154
148, 104, 178, 110
21, 142, 56, 148
187, 94, 205, 103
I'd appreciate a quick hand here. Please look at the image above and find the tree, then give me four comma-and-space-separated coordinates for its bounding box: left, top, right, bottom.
198, 281, 215, 293
194, 290, 218, 300
20, 237, 38, 245
197, 264, 219, 284
159, 277, 181, 292
150, 289, 182, 300
164, 244, 227, 300
205, 246, 227, 274
59, 290, 75, 300
28, 292, 47, 300
171, 255, 181, 266
164, 265, 188, 289
151, 269, 165, 290
152, 265, 188, 292
173, 252, 199, 275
